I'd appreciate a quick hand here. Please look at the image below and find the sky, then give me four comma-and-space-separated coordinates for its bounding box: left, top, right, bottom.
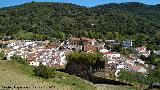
0, 0, 160, 8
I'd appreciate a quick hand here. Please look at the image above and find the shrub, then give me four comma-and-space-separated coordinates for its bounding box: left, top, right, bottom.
33, 64, 56, 79
0, 52, 4, 60
11, 55, 28, 65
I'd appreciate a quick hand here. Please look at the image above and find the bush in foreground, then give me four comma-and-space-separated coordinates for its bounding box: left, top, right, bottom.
33, 64, 56, 79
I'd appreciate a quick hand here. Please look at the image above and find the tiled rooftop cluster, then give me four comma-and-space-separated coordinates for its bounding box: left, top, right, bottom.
4, 40, 69, 67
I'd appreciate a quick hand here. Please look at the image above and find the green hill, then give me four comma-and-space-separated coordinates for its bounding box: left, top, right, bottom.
0, 2, 160, 40
0, 60, 95, 90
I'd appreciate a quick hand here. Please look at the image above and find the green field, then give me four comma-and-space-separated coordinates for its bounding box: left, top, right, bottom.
0, 60, 95, 90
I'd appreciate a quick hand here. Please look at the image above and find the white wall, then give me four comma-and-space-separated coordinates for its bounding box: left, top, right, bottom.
30, 61, 40, 66
106, 53, 120, 60
100, 49, 110, 53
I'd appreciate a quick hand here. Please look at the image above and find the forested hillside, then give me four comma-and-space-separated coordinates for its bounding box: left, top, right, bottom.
0, 2, 160, 40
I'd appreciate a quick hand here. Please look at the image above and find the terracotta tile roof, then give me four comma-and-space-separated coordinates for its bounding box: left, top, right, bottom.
81, 37, 96, 42
136, 46, 146, 51
26, 57, 36, 61
4, 47, 11, 51
16, 51, 21, 54
83, 45, 97, 52
70, 37, 80, 41
129, 66, 140, 71
0, 40, 15, 44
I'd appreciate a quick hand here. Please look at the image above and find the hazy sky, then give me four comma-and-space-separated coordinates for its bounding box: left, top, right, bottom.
0, 0, 160, 8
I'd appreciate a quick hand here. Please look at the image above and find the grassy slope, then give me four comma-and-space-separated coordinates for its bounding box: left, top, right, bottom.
1, 60, 157, 90
0, 60, 95, 90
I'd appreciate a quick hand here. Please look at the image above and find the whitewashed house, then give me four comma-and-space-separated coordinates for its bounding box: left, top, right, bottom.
105, 40, 116, 43
133, 46, 147, 53
107, 60, 116, 64
6, 51, 15, 60
71, 45, 82, 51
104, 52, 121, 60
135, 59, 145, 64
30, 60, 40, 66
115, 69, 121, 77
133, 46, 150, 57
117, 64, 125, 69
100, 49, 110, 53
59, 51, 67, 65
42, 62, 47, 66
7, 42, 16, 47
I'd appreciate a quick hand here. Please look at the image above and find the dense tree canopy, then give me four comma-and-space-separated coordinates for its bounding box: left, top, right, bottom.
0, 2, 160, 40
155, 31, 160, 41
66, 51, 105, 66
